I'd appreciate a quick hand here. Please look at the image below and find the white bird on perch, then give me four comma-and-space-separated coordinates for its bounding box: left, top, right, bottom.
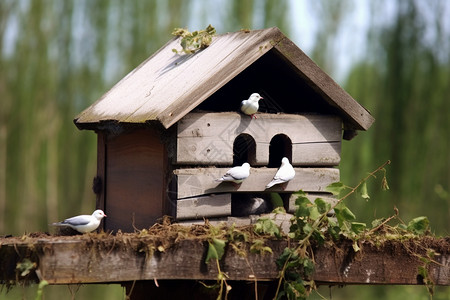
216, 162, 251, 184
266, 157, 295, 189
52, 209, 106, 233
240, 93, 263, 118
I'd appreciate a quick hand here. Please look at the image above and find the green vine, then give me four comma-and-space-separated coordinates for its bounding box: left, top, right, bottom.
273, 160, 392, 299
199, 160, 438, 299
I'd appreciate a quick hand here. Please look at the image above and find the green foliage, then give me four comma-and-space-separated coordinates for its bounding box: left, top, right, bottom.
250, 239, 273, 255
16, 258, 37, 277
35, 280, 49, 300
172, 25, 216, 54
273, 160, 436, 299
205, 238, 226, 264
406, 216, 430, 235
254, 217, 282, 238
270, 192, 285, 208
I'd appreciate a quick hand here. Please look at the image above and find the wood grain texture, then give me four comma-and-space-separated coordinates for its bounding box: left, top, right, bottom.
96, 132, 106, 219
173, 167, 340, 199
105, 129, 166, 232
176, 112, 341, 166
1, 236, 448, 285
75, 27, 373, 132
176, 194, 231, 220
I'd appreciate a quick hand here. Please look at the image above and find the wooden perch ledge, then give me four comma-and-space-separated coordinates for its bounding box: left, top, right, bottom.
0, 227, 449, 287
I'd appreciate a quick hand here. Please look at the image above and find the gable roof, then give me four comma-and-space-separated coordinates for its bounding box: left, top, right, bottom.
74, 27, 374, 131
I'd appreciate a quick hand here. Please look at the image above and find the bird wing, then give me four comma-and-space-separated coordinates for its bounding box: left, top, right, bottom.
226, 166, 249, 181
61, 215, 92, 226
266, 165, 295, 188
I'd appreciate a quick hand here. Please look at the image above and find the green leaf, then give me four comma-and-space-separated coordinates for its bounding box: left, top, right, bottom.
254, 218, 281, 238
314, 198, 330, 214
294, 191, 310, 206
359, 182, 370, 200
326, 182, 346, 196
295, 192, 311, 218
302, 257, 315, 277
351, 222, 367, 234
407, 216, 430, 235
303, 223, 313, 235
371, 218, 384, 228
250, 239, 273, 255
276, 247, 295, 269
352, 240, 361, 252
308, 206, 320, 221
270, 192, 284, 208
16, 258, 36, 277
312, 229, 325, 245
334, 203, 356, 226
328, 225, 341, 240
205, 238, 226, 264
398, 223, 408, 230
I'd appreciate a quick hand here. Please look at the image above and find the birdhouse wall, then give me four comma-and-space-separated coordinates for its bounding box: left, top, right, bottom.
172, 112, 342, 220
97, 128, 168, 232
176, 112, 342, 166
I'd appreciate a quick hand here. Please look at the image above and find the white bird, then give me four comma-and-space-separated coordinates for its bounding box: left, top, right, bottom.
216, 162, 251, 184
240, 93, 263, 118
266, 157, 295, 189
52, 209, 106, 233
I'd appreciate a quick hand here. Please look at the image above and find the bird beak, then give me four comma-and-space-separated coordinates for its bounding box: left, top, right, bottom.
104, 214, 107, 217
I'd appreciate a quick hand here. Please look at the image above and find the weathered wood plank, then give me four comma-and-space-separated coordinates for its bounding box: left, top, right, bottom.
96, 132, 106, 219
177, 113, 341, 140
176, 112, 341, 166
177, 139, 341, 166
176, 194, 232, 220
173, 167, 340, 199
106, 129, 166, 232
1, 236, 448, 285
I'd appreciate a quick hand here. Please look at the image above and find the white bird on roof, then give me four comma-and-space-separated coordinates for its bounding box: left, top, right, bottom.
266, 157, 295, 189
240, 93, 263, 118
52, 209, 106, 233
215, 163, 251, 184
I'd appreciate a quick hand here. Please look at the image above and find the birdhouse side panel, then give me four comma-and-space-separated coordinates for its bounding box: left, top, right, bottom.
104, 128, 167, 232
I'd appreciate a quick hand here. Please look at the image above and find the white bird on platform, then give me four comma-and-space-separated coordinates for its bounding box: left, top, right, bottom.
215, 162, 251, 184
240, 93, 263, 118
52, 209, 106, 233
266, 157, 295, 189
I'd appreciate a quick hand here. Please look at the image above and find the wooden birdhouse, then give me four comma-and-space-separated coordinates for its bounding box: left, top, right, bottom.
74, 27, 374, 233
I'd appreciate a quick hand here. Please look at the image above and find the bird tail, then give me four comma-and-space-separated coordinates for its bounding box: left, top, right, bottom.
51, 222, 68, 227
265, 181, 276, 189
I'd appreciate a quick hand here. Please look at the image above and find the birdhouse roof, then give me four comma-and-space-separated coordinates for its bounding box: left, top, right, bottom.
74, 27, 374, 131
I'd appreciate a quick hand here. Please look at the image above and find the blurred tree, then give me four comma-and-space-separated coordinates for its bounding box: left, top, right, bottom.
0, 0, 448, 299
342, 0, 450, 234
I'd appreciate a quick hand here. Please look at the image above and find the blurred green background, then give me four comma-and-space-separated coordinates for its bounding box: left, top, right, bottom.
0, 0, 448, 299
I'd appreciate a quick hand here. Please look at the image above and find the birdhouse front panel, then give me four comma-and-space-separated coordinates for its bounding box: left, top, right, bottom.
171, 112, 342, 220
176, 112, 342, 166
